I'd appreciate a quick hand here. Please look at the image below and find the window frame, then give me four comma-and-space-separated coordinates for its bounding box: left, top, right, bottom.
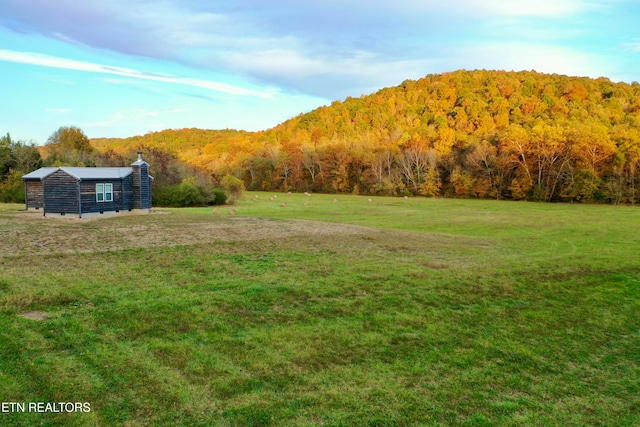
96, 183, 113, 203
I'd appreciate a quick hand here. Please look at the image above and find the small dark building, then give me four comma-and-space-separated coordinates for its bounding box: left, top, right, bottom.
22, 153, 153, 218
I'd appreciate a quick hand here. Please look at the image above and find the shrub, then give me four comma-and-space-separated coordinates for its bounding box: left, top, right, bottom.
0, 170, 25, 203
211, 188, 228, 205
220, 174, 245, 204
153, 180, 222, 207
152, 182, 201, 208
152, 181, 230, 207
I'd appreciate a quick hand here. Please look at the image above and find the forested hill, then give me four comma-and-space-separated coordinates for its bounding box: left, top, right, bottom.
92, 69, 640, 203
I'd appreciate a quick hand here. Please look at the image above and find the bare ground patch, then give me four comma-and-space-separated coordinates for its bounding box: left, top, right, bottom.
0, 210, 380, 256
18, 311, 49, 321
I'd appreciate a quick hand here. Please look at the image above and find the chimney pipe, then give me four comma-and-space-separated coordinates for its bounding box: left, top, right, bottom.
137, 152, 142, 162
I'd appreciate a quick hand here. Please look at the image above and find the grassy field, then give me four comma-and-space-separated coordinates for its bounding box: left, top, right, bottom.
0, 193, 638, 426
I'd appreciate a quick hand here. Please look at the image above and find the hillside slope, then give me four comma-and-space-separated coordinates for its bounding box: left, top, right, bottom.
91, 70, 640, 203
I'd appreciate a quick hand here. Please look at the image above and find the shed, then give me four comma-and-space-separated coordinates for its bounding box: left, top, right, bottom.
22, 153, 153, 218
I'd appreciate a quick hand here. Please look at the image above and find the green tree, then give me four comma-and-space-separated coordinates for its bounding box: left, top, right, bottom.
0, 133, 42, 203
0, 170, 26, 203
11, 141, 42, 174
0, 133, 14, 181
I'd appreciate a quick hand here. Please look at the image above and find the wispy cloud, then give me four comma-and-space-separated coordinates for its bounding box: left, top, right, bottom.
83, 107, 186, 129
622, 41, 640, 53
454, 0, 588, 17
223, 47, 432, 98
0, 49, 273, 98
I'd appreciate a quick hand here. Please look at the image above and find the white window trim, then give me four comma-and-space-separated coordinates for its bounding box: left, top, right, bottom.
96, 183, 113, 202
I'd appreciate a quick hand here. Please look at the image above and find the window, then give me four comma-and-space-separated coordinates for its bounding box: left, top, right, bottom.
96, 183, 113, 202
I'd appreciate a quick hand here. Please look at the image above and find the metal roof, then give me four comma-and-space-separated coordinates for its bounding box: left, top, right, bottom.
22, 167, 58, 179
23, 167, 133, 180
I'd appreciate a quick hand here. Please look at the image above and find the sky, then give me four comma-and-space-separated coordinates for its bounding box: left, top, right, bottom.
1, 0, 639, 144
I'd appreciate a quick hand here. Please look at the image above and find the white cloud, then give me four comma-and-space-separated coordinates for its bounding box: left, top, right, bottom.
465, 0, 582, 16
83, 107, 184, 130
0, 49, 273, 98
223, 47, 432, 97
427, 0, 611, 17
445, 41, 612, 80
622, 41, 640, 53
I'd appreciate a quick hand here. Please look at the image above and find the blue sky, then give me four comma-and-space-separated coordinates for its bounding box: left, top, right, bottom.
1, 0, 639, 144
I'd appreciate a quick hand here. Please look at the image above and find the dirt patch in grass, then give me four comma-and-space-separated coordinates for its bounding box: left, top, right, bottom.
18, 311, 49, 321
422, 260, 449, 269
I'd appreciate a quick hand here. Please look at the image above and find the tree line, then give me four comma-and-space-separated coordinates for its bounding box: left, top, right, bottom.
95, 70, 640, 204
4, 70, 640, 205
0, 127, 239, 206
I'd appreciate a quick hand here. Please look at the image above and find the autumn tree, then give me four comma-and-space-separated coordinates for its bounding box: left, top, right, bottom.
397, 138, 440, 196
565, 121, 616, 201
302, 145, 322, 190
529, 123, 570, 201
45, 126, 94, 166
499, 124, 533, 199
321, 143, 353, 193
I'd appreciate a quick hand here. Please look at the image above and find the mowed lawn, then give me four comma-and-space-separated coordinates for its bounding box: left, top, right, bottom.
0, 193, 639, 426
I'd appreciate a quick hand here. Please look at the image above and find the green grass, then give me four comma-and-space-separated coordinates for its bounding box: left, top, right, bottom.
0, 194, 639, 426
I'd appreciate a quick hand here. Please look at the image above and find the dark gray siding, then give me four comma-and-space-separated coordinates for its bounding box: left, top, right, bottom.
80, 180, 124, 214
132, 164, 152, 209
122, 174, 134, 210
43, 170, 79, 215
140, 164, 151, 209
25, 180, 44, 209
